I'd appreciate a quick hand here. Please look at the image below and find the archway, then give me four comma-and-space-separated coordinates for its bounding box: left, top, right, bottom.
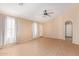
65, 21, 73, 42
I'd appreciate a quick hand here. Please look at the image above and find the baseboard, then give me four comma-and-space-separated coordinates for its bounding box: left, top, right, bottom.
72, 41, 79, 45
32, 36, 43, 39
43, 36, 63, 40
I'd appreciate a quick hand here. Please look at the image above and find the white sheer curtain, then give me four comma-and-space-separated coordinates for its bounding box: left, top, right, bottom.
32, 22, 39, 39
32, 22, 43, 39
4, 16, 16, 45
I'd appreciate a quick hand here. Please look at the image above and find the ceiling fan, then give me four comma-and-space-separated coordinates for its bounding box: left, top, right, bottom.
41, 9, 54, 17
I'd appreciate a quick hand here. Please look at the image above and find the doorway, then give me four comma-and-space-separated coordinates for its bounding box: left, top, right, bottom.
65, 21, 73, 42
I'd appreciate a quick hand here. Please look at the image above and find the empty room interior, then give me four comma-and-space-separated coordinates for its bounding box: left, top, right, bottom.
0, 3, 79, 56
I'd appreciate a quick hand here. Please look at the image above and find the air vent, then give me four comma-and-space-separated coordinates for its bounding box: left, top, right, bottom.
18, 3, 24, 6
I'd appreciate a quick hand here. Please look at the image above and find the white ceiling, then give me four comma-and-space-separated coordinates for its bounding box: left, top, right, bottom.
0, 3, 78, 23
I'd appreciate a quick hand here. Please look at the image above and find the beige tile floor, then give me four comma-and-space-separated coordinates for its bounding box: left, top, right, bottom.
0, 37, 79, 56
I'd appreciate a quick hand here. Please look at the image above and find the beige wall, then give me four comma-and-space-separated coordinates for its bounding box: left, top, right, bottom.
43, 5, 79, 45
16, 18, 33, 43
43, 16, 64, 39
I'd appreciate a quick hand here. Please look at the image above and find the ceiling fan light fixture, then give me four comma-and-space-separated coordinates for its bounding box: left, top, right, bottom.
44, 12, 48, 15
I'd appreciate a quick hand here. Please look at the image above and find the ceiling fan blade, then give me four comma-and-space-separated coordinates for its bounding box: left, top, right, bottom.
46, 9, 54, 11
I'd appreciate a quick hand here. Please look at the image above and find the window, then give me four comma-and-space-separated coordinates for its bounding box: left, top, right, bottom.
4, 16, 16, 45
